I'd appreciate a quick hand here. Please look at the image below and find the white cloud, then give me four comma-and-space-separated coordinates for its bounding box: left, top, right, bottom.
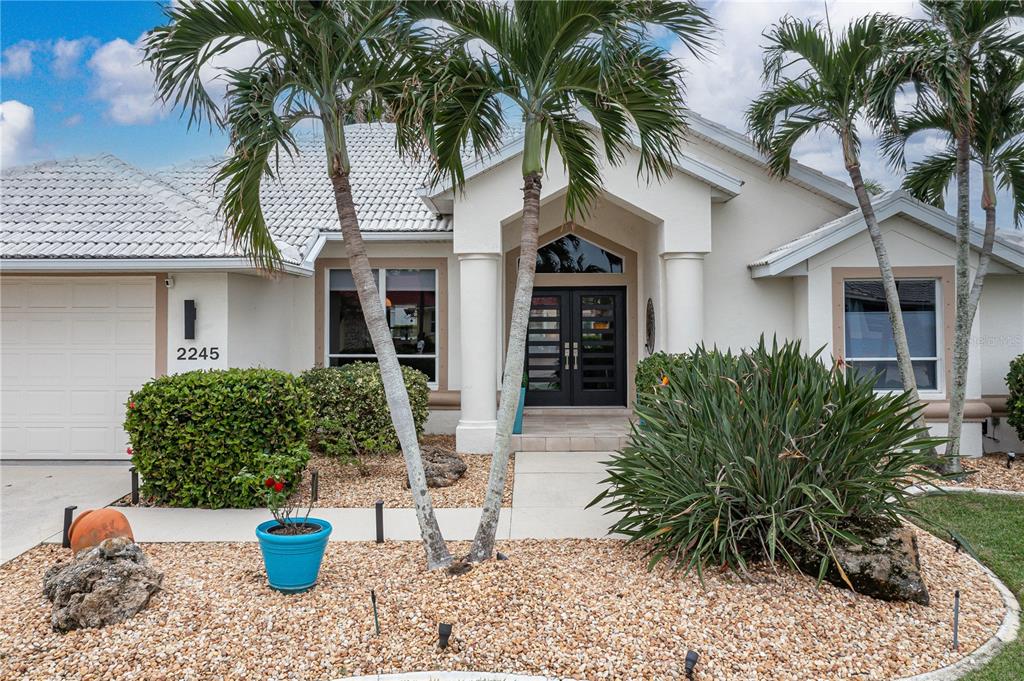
62, 113, 84, 127
1, 40, 37, 78
0, 100, 38, 168
52, 37, 96, 78
87, 36, 165, 125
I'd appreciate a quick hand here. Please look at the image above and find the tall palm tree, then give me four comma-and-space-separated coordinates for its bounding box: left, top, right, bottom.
399, 0, 715, 562
746, 15, 929, 416
873, 0, 1024, 470
144, 0, 453, 569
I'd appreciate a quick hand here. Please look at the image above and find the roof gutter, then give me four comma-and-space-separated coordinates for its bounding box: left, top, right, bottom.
0, 257, 315, 277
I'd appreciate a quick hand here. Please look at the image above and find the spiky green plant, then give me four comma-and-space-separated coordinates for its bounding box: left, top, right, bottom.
590, 338, 947, 580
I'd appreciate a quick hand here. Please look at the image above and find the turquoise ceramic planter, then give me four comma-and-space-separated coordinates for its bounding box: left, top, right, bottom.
512, 386, 526, 434
255, 517, 332, 593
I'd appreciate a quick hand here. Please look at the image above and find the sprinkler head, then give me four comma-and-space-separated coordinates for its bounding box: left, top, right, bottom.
684, 650, 699, 679
438, 622, 453, 650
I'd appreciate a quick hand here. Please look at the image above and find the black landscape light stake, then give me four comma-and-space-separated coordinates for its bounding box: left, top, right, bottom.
684, 650, 699, 679
438, 622, 453, 650
130, 466, 139, 505
311, 469, 319, 503
1008, 452, 1016, 470
370, 589, 381, 635
62, 505, 77, 549
952, 590, 961, 652
375, 499, 384, 543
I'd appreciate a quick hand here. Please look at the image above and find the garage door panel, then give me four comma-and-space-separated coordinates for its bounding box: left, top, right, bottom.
72, 283, 117, 309
27, 390, 67, 418
1, 276, 156, 460
71, 318, 116, 344
28, 317, 68, 345
116, 317, 154, 344
71, 390, 113, 418
27, 283, 70, 309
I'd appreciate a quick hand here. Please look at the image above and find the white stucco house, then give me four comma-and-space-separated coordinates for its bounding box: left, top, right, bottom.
2, 113, 1023, 461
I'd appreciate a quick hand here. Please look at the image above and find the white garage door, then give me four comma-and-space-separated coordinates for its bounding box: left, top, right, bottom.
1, 276, 156, 460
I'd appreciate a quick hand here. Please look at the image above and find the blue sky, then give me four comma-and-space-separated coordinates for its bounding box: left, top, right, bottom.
0, 0, 1015, 228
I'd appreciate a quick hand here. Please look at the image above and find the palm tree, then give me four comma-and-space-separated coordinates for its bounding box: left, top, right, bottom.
399, 0, 715, 562
873, 0, 1024, 471
144, 0, 453, 569
746, 15, 929, 414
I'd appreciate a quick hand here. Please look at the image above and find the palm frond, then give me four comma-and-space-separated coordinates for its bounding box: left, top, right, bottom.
901, 149, 957, 210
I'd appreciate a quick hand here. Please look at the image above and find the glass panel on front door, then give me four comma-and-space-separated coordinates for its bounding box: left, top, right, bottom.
524, 287, 625, 407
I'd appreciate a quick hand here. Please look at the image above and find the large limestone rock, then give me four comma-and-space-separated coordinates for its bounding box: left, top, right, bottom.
405, 445, 467, 488
42, 537, 163, 632
794, 519, 930, 605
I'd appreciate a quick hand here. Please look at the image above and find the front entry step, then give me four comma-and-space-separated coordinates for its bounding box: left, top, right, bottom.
513, 408, 632, 452
510, 433, 629, 452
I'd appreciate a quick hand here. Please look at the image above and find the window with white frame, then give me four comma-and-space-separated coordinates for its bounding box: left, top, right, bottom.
327, 268, 438, 385
843, 278, 940, 391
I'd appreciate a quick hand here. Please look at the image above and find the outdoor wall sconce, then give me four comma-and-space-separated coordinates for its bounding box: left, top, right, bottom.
438, 622, 453, 650
184, 299, 197, 340
684, 650, 699, 679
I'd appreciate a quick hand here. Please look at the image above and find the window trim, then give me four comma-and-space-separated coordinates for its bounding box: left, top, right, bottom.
314, 257, 448, 392
832, 266, 954, 399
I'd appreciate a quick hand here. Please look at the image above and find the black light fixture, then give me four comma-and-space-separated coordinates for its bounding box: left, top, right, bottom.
370, 589, 381, 635
438, 622, 453, 650
1008, 452, 1016, 469
375, 499, 384, 543
61, 505, 78, 549
130, 466, 139, 505
184, 299, 197, 340
310, 469, 319, 503
952, 590, 961, 652
684, 650, 699, 679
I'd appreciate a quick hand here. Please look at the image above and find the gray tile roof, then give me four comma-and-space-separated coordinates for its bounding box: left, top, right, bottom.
1, 123, 449, 264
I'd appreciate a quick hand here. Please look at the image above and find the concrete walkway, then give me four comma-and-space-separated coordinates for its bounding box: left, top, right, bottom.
29, 452, 620, 546
1, 462, 131, 563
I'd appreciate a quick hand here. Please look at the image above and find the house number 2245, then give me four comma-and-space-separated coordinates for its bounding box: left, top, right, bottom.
176, 346, 220, 360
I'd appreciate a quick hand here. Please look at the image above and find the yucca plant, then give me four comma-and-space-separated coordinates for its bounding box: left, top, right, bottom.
590, 338, 947, 581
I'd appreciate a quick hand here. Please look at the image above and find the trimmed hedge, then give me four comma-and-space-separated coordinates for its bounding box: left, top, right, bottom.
300, 362, 429, 457
1008, 353, 1024, 441
594, 338, 945, 577
124, 369, 312, 508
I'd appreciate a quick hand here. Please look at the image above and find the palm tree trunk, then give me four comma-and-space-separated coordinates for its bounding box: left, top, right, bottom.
330, 168, 453, 570
846, 163, 923, 404
946, 159, 997, 470
467, 170, 543, 563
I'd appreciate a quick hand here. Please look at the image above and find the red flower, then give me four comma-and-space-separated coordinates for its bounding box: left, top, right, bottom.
273, 481, 285, 493
265, 477, 275, 488
660, 375, 669, 386
129, 401, 136, 410
126, 446, 133, 456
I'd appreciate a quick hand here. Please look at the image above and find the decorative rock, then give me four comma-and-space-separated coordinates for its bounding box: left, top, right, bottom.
42, 537, 162, 632
405, 446, 467, 488
794, 519, 930, 605
67, 508, 134, 555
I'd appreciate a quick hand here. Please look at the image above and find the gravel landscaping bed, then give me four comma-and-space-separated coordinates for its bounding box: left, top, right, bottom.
942, 453, 1024, 493
0, 531, 1004, 681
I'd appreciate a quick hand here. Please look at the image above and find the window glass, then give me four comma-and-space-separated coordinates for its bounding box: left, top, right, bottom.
844, 279, 938, 391
327, 268, 437, 382
536, 235, 623, 273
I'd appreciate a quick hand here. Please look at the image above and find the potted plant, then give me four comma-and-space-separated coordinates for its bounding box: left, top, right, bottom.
513, 370, 528, 435
236, 457, 332, 593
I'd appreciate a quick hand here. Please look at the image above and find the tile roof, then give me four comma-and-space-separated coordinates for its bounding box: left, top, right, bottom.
1, 123, 449, 265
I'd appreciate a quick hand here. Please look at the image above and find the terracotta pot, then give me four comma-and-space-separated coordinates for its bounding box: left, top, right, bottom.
68, 508, 134, 555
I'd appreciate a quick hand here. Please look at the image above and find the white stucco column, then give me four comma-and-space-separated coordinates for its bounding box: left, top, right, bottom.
456, 253, 500, 453
662, 252, 705, 353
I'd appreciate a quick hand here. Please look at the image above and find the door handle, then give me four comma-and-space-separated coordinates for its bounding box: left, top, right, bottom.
563, 342, 571, 370
572, 341, 579, 370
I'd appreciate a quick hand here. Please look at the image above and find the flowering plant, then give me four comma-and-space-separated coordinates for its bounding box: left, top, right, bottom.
234, 451, 315, 535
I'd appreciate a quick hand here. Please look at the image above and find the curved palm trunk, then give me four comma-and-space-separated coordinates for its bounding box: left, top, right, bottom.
946, 158, 997, 470
846, 163, 926, 422
330, 169, 453, 570
467, 170, 543, 563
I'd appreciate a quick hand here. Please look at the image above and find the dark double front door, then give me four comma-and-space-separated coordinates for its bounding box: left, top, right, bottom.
525, 287, 626, 407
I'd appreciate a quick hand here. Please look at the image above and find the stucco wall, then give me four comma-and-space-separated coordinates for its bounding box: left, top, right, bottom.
226, 273, 307, 372
165, 272, 229, 374
978, 274, 1024, 397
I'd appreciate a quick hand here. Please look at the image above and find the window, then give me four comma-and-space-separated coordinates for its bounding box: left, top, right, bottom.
327, 268, 438, 384
844, 279, 939, 391
536, 234, 623, 273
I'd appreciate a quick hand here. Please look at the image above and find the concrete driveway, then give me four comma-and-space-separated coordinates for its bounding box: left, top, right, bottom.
1, 462, 131, 564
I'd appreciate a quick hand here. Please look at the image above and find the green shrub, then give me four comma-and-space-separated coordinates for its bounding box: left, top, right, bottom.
635, 351, 681, 398
300, 362, 429, 457
1007, 353, 1024, 441
593, 337, 946, 579
124, 369, 312, 508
